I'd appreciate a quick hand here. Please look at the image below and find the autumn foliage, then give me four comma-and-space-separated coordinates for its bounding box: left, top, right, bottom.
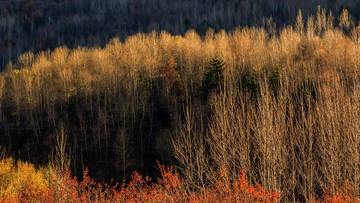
0, 158, 283, 203
3, 157, 360, 202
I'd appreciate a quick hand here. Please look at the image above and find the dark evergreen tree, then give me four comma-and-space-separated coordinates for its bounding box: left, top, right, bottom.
201, 55, 225, 102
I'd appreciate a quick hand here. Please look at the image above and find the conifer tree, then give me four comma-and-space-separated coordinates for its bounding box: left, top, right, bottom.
201, 55, 224, 102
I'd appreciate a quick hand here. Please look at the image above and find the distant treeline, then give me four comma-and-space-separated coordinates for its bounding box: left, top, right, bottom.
1, 0, 360, 69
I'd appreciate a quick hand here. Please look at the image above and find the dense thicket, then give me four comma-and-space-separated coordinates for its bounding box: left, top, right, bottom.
0, 157, 283, 202
1, 0, 360, 69
1, 8, 360, 201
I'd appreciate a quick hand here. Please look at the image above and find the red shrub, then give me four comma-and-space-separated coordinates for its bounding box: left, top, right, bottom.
312, 183, 360, 203
3, 162, 285, 202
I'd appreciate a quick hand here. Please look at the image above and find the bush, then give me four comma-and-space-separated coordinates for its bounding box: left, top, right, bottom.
0, 158, 283, 202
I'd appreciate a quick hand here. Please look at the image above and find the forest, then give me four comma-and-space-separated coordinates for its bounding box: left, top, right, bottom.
1, 2, 360, 202
1, 0, 360, 69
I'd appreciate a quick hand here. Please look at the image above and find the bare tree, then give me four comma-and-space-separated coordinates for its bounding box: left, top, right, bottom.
49, 124, 71, 172
171, 101, 208, 191
114, 128, 133, 180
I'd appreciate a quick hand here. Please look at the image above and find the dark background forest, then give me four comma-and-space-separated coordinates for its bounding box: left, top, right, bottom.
1, 0, 360, 70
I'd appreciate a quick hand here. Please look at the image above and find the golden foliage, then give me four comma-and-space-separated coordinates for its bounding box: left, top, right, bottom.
0, 157, 49, 201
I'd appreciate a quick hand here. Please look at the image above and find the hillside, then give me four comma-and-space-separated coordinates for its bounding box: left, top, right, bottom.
1, 7, 360, 202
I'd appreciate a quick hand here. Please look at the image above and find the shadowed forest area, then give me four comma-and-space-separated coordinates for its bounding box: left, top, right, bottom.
1, 4, 360, 202
1, 0, 360, 69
